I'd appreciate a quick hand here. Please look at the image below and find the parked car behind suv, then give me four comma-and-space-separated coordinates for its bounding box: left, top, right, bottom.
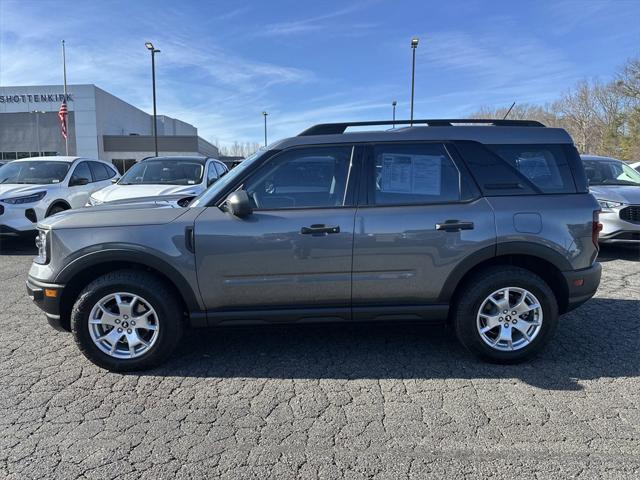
0, 156, 119, 235
582, 154, 640, 243
27, 119, 602, 371
87, 156, 227, 206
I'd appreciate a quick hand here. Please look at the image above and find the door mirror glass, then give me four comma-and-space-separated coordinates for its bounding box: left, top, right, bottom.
225, 190, 252, 217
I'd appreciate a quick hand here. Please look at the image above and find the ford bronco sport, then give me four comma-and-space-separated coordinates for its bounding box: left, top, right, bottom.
27, 119, 602, 371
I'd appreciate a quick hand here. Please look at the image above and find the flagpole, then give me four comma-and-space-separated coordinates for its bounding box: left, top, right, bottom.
62, 40, 69, 155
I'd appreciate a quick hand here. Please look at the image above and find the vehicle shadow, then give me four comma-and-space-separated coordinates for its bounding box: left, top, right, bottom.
142, 297, 639, 392
598, 244, 639, 262
0, 234, 37, 256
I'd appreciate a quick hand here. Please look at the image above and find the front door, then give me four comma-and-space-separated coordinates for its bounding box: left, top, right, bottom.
194, 144, 359, 323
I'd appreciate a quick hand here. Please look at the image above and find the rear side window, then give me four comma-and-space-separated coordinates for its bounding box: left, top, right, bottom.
455, 141, 578, 195
371, 143, 462, 205
89, 162, 115, 181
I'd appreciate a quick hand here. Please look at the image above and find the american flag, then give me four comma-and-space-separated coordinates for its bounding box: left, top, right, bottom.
58, 100, 68, 139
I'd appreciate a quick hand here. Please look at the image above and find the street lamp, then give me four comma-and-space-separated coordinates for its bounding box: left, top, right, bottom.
410, 37, 419, 126
32, 110, 45, 155
392, 100, 397, 128
145, 42, 161, 156
262, 111, 268, 146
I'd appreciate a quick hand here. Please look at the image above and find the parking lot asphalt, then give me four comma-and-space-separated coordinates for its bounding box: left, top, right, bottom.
0, 236, 638, 479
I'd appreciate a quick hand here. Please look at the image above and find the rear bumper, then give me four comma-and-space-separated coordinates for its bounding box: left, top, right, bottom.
562, 263, 601, 312
26, 276, 67, 331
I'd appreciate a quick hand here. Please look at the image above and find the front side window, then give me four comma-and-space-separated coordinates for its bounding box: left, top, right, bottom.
244, 146, 353, 209
0, 161, 70, 185
207, 163, 218, 184
70, 162, 92, 185
583, 160, 640, 186
89, 162, 114, 181
372, 143, 461, 205
119, 159, 204, 185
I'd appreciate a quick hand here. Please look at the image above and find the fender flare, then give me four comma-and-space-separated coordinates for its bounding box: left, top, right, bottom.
46, 200, 71, 216
55, 247, 202, 312
437, 241, 572, 303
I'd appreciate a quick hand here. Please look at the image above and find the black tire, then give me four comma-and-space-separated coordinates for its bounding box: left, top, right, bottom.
46, 203, 68, 217
453, 266, 558, 363
71, 270, 183, 371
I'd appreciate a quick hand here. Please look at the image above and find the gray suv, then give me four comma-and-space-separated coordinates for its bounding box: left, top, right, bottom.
27, 119, 602, 371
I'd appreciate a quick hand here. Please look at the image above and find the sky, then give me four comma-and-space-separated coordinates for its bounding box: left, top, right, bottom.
0, 0, 639, 148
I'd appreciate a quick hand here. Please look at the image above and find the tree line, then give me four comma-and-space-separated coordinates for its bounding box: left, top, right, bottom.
471, 56, 640, 161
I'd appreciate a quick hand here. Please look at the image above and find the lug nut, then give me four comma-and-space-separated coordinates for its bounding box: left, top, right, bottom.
127, 329, 132, 334
117, 328, 123, 333
115, 319, 120, 324
511, 311, 516, 315
131, 321, 135, 326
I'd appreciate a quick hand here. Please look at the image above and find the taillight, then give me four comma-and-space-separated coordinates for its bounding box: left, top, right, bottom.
592, 210, 602, 249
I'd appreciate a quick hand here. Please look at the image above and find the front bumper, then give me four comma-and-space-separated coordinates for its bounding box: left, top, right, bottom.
562, 263, 602, 312
599, 209, 640, 243
0, 202, 41, 233
26, 276, 67, 331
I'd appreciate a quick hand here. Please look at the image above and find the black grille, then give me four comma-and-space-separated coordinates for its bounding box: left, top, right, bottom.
620, 205, 640, 224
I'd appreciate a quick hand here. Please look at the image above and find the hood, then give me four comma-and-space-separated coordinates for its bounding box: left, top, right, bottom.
39, 201, 189, 230
99, 193, 195, 208
0, 183, 58, 200
92, 184, 202, 203
589, 185, 640, 204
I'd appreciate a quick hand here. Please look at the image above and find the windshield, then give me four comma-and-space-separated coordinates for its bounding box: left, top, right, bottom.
584, 159, 640, 186
190, 149, 267, 207
119, 159, 204, 185
0, 161, 70, 184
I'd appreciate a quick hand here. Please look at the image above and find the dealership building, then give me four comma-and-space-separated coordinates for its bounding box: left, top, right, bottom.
0, 84, 218, 173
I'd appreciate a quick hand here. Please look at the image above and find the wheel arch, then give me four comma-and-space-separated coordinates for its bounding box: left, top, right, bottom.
45, 200, 71, 216
440, 243, 571, 314
56, 249, 202, 331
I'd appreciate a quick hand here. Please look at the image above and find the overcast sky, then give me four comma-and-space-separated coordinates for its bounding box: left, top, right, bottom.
1, 0, 638, 146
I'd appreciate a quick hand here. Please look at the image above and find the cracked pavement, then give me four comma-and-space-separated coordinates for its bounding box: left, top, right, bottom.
0, 238, 638, 479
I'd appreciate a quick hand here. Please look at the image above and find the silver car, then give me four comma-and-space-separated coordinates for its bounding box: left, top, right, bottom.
582, 155, 640, 244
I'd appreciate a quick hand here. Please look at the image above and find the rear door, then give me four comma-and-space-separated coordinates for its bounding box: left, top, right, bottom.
194, 144, 359, 322
352, 142, 496, 317
89, 161, 118, 192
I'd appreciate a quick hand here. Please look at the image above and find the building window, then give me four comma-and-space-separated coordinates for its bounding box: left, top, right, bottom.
111, 159, 137, 174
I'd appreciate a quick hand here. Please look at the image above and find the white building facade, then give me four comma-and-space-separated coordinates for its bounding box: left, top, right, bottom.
0, 84, 218, 172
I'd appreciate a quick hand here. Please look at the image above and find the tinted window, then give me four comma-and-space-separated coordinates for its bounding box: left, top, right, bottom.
89, 162, 114, 181
244, 146, 353, 209
455, 141, 579, 195
70, 162, 93, 184
207, 163, 218, 183
372, 143, 461, 205
215, 162, 227, 177
583, 159, 640, 186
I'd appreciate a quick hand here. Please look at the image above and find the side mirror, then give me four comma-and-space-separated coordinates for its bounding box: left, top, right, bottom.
225, 190, 252, 217
70, 177, 89, 187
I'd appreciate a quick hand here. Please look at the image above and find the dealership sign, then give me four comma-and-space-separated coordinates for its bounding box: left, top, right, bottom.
0, 93, 73, 104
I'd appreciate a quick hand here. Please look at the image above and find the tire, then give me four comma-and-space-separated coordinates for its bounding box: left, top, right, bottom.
452, 266, 558, 363
71, 270, 183, 371
46, 204, 68, 217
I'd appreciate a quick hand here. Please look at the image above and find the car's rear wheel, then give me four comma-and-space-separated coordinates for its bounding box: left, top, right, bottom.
453, 266, 558, 363
71, 270, 183, 371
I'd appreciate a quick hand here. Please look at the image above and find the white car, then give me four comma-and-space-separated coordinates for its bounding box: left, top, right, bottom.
0, 156, 119, 235
88, 156, 228, 206
630, 161, 640, 172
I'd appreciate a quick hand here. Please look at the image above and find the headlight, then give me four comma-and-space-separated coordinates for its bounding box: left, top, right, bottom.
34, 229, 49, 265
0, 191, 46, 204
597, 199, 624, 211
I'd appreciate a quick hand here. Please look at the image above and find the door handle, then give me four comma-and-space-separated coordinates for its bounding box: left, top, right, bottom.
435, 220, 474, 232
300, 224, 341, 235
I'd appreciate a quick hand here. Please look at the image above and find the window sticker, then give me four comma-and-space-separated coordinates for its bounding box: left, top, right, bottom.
380, 154, 442, 195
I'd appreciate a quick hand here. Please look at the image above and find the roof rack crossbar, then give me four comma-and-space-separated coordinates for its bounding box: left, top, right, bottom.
298, 119, 545, 136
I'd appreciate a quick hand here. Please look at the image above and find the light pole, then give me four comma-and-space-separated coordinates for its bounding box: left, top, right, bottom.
145, 42, 161, 156
262, 111, 268, 146
392, 100, 397, 128
410, 37, 419, 126
32, 110, 44, 155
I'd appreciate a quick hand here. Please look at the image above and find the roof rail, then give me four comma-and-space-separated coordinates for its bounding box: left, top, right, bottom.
298, 119, 545, 136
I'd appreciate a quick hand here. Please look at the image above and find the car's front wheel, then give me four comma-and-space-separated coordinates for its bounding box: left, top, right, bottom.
453, 266, 559, 363
71, 270, 183, 371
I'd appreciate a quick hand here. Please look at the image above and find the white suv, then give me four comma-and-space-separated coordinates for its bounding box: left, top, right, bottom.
0, 156, 119, 235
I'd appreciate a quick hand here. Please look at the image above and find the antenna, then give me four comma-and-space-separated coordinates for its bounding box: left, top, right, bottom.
503, 102, 516, 120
